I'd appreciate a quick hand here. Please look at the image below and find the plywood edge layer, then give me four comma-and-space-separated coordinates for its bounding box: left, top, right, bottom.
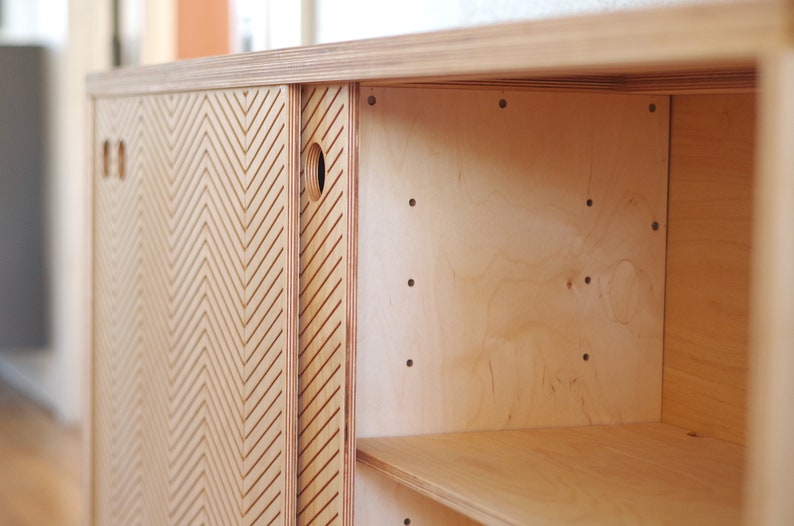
356, 448, 516, 526
86, 0, 784, 97
369, 68, 756, 94
357, 424, 744, 526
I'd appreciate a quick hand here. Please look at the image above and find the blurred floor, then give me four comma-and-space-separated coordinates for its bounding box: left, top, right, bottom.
0, 379, 82, 526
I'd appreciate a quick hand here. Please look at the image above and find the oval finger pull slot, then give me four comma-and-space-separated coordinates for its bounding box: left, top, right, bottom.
102, 140, 111, 178
117, 140, 126, 180
305, 142, 325, 201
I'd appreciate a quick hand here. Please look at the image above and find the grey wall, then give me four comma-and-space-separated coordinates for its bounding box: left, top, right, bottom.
0, 45, 48, 348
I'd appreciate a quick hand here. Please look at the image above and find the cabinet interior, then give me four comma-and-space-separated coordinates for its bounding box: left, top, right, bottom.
353, 84, 754, 525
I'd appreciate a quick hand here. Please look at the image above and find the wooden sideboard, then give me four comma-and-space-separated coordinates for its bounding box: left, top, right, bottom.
86, 1, 794, 524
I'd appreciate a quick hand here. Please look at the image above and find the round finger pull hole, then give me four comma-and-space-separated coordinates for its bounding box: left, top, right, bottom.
117, 140, 126, 180
409, 198, 416, 207
586, 198, 593, 207
406, 359, 414, 367
584, 276, 591, 284
404, 519, 412, 525
102, 140, 110, 178
582, 353, 590, 361
407, 278, 415, 287
306, 142, 326, 202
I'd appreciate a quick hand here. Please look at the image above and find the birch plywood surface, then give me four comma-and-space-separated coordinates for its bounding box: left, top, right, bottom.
92, 86, 298, 525
356, 87, 669, 437
297, 84, 358, 526
663, 94, 755, 445
93, 96, 145, 526
357, 423, 743, 526
355, 465, 481, 526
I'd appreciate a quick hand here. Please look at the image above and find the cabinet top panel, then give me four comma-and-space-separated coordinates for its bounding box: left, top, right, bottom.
87, 0, 789, 97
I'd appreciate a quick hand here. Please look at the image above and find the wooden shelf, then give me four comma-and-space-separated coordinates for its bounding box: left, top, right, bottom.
357, 423, 743, 526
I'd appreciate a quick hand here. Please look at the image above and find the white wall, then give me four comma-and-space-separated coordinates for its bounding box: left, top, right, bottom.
314, 0, 710, 43
232, 0, 303, 52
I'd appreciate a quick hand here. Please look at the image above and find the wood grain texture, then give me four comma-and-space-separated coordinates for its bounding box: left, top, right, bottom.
86, 1, 785, 97
662, 94, 755, 446
357, 423, 743, 526
0, 382, 82, 526
356, 87, 669, 437
297, 84, 358, 526
375, 68, 757, 94
747, 50, 794, 526
355, 465, 481, 526
92, 96, 145, 526
92, 86, 298, 525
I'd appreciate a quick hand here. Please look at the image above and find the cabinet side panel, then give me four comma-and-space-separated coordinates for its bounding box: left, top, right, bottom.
357, 87, 669, 436
159, 86, 297, 525
92, 97, 146, 525
663, 94, 755, 446
748, 51, 794, 526
298, 84, 357, 526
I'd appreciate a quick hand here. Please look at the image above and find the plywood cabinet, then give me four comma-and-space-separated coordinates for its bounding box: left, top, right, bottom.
88, 2, 794, 525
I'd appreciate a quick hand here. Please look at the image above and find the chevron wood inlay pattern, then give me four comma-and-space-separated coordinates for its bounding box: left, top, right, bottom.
92, 86, 298, 525
297, 84, 358, 526
93, 96, 146, 526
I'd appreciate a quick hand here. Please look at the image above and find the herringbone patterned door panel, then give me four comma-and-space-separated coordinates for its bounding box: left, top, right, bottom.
93, 96, 146, 526
92, 86, 298, 525
297, 84, 358, 526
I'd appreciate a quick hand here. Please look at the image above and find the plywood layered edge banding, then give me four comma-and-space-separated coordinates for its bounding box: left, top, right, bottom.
86, 0, 784, 97
284, 83, 302, 525
86, 97, 96, 526
343, 82, 360, 526
369, 68, 757, 94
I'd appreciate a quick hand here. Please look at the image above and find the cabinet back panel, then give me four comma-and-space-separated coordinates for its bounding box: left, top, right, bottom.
356, 87, 669, 437
662, 93, 755, 446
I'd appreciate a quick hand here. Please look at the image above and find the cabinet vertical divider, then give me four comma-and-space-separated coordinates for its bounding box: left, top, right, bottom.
297, 83, 358, 525
285, 83, 302, 526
